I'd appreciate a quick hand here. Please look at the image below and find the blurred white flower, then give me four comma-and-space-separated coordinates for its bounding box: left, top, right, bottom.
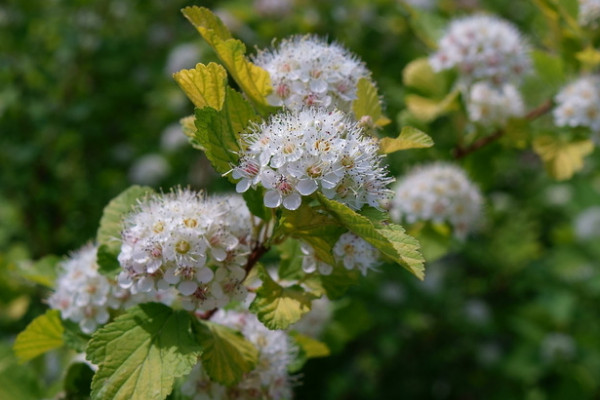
578, 0, 600, 27
466, 81, 524, 126
430, 15, 531, 85
391, 163, 483, 238
128, 154, 170, 185
289, 296, 333, 338
160, 123, 189, 153
574, 206, 600, 240
254, 0, 293, 17
165, 42, 202, 76
553, 75, 600, 136
540, 332, 576, 362
544, 184, 573, 206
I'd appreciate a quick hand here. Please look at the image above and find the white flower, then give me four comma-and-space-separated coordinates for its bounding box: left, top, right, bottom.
333, 232, 380, 275
289, 296, 333, 338
300, 243, 334, 275
253, 35, 374, 113
128, 154, 170, 185
540, 333, 576, 362
234, 108, 393, 211
391, 163, 483, 238
578, 0, 600, 27
430, 15, 531, 85
466, 81, 525, 126
118, 189, 256, 313
553, 75, 600, 136
181, 310, 297, 400
403, 0, 436, 10
165, 42, 203, 75
48, 243, 174, 334
574, 206, 600, 240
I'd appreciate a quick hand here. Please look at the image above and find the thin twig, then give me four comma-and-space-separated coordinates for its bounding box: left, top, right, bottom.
453, 99, 554, 159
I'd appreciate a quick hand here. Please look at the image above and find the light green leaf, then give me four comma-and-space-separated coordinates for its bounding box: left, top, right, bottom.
531, 50, 564, 89
13, 309, 64, 363
533, 136, 594, 181
193, 319, 258, 386
173, 62, 227, 110
352, 78, 390, 127
317, 194, 425, 280
405, 90, 459, 123
380, 126, 434, 153
96, 185, 154, 275
0, 345, 43, 400
402, 57, 446, 97
16, 254, 59, 288
277, 238, 304, 281
250, 266, 317, 330
576, 47, 600, 70
87, 303, 200, 400
182, 6, 273, 113
194, 87, 259, 180
290, 332, 330, 359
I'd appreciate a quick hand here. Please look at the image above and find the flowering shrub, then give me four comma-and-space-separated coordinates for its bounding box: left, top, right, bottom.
7, 1, 600, 399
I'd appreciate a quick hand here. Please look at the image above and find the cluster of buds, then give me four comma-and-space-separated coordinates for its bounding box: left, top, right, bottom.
466, 81, 525, 127
391, 163, 483, 239
117, 190, 256, 313
233, 108, 393, 211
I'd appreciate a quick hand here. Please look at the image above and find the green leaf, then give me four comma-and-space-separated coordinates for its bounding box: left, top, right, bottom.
0, 345, 43, 400
96, 185, 154, 275
402, 57, 446, 98
250, 266, 317, 330
63, 320, 91, 353
352, 78, 390, 127
407, 222, 452, 262
173, 62, 227, 110
193, 87, 259, 179
576, 47, 600, 69
380, 126, 434, 153
531, 50, 564, 89
277, 238, 304, 281
287, 332, 330, 372
87, 303, 200, 400
182, 6, 274, 113
13, 309, 64, 363
16, 254, 59, 288
405, 90, 459, 122
64, 362, 95, 399
305, 266, 361, 299
193, 319, 258, 386
242, 188, 271, 221
317, 194, 425, 280
533, 136, 594, 181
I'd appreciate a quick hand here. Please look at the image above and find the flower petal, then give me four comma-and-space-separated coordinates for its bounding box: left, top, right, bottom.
264, 190, 282, 208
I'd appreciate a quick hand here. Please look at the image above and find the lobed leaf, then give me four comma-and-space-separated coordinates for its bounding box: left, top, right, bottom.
317, 194, 425, 280
181, 6, 273, 113
173, 62, 227, 110
96, 185, 154, 275
380, 126, 434, 154
352, 78, 390, 127
194, 87, 259, 180
193, 319, 258, 386
250, 266, 317, 330
402, 57, 446, 97
13, 309, 64, 363
533, 136, 594, 181
87, 303, 200, 400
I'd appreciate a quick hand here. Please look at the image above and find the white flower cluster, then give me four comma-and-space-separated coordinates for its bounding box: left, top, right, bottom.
233, 108, 393, 211
391, 163, 483, 238
49, 244, 174, 334
553, 75, 600, 135
430, 15, 531, 85
578, 0, 600, 27
466, 81, 525, 126
253, 35, 372, 113
333, 232, 380, 275
118, 190, 256, 313
181, 310, 297, 400
290, 296, 333, 339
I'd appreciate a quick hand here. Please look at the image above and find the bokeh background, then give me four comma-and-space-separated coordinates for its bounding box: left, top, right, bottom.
2, 0, 600, 399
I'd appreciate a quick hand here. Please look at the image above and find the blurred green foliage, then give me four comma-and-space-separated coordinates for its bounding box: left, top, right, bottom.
2, 0, 600, 399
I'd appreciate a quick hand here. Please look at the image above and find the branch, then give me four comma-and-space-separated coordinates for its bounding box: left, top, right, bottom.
453, 99, 554, 159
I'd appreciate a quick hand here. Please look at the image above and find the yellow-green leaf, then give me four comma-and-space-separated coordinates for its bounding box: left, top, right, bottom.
180, 115, 197, 141
405, 90, 459, 123
402, 57, 446, 97
250, 266, 317, 330
380, 126, 434, 153
173, 62, 227, 110
576, 47, 600, 70
533, 136, 594, 180
13, 310, 64, 363
352, 78, 390, 127
317, 194, 425, 280
194, 320, 258, 386
289, 332, 330, 359
193, 87, 259, 179
181, 6, 273, 113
